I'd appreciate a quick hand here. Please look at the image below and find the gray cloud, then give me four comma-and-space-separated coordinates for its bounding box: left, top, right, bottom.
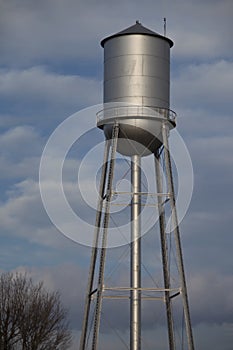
0, 67, 101, 127
0, 0, 127, 67
172, 60, 233, 114
1, 0, 232, 68
189, 271, 233, 325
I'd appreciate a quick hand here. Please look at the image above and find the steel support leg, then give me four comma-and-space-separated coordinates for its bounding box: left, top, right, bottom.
154, 152, 176, 350
130, 155, 141, 350
91, 122, 119, 350
162, 123, 195, 350
79, 139, 110, 350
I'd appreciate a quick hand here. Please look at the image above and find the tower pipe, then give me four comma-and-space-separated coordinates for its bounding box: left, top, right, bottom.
130, 155, 141, 350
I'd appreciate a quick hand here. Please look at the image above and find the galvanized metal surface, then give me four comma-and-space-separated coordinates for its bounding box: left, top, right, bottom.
155, 152, 176, 350
162, 123, 195, 350
91, 123, 119, 350
97, 105, 176, 156
103, 34, 170, 108
97, 105, 176, 124
130, 155, 141, 350
100, 24, 173, 156
79, 140, 110, 350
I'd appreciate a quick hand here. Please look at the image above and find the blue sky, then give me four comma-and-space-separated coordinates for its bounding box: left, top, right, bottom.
0, 0, 233, 349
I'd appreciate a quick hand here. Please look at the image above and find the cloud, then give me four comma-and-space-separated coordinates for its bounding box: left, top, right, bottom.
0, 179, 73, 248
0, 0, 128, 68
0, 180, 48, 227
172, 60, 233, 114
0, 67, 101, 124
0, 169, 98, 248
167, 0, 233, 60
1, 0, 92, 66
0, 126, 43, 180
189, 271, 233, 325
194, 323, 233, 350
11, 251, 232, 335
0, 125, 42, 155
5, 260, 232, 349
1, 0, 232, 70
8, 262, 89, 330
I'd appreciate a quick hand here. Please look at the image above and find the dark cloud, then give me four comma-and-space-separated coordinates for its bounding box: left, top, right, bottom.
1, 0, 232, 69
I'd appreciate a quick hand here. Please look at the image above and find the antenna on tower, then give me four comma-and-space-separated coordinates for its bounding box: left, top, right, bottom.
164, 17, 167, 36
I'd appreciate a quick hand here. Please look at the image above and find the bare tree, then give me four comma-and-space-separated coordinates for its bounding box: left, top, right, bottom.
0, 272, 72, 349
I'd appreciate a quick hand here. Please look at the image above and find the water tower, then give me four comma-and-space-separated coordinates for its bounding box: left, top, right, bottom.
79, 21, 195, 350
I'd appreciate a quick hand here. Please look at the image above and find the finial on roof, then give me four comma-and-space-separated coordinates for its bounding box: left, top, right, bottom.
136, 20, 141, 25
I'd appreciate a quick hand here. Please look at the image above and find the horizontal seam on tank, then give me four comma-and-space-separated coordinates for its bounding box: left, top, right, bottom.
104, 54, 170, 63
103, 75, 170, 83
104, 96, 168, 103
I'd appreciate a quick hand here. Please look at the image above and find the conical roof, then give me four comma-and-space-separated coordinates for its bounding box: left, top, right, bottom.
101, 21, 173, 47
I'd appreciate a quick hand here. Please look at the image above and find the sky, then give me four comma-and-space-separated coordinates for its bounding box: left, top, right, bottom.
0, 0, 233, 349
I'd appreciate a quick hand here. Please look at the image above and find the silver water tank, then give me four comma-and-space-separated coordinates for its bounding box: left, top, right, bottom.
97, 21, 176, 156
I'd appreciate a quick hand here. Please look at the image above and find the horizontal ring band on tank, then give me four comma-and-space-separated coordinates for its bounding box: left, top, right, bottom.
97, 105, 176, 125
